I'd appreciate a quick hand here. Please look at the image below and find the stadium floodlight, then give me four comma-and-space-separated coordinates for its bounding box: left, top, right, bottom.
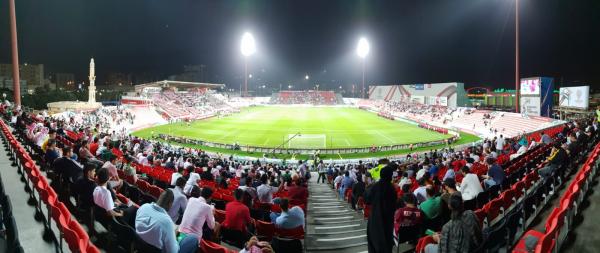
241, 32, 256, 97
356, 37, 370, 99
249, 74, 253, 78
356, 37, 370, 59
240, 32, 256, 57
305, 75, 309, 80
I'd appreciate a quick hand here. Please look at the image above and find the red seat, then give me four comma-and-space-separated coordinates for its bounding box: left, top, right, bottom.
474, 209, 486, 228
221, 194, 234, 203
275, 225, 304, 239
415, 235, 436, 253
200, 239, 232, 253
500, 189, 515, 211
86, 244, 101, 253
148, 186, 163, 199
64, 220, 89, 253
254, 219, 275, 241
484, 198, 503, 224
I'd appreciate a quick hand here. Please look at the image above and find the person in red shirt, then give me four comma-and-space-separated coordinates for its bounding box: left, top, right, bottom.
286, 180, 308, 205
394, 193, 423, 242
221, 188, 252, 248
89, 137, 99, 156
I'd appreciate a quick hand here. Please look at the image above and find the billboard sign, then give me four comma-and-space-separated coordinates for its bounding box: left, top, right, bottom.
559, 86, 589, 109
520, 78, 541, 95
520, 96, 541, 116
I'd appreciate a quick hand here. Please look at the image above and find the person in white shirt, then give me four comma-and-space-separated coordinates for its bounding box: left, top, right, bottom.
496, 135, 505, 151
457, 166, 483, 201
413, 178, 428, 203
184, 170, 201, 195
171, 167, 184, 186
178, 186, 216, 240
168, 177, 188, 224
93, 167, 123, 217
257, 174, 283, 203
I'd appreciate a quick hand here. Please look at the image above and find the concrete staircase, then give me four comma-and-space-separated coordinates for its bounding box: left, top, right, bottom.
305, 173, 368, 253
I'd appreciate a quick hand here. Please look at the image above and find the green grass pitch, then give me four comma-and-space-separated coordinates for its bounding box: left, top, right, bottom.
133, 106, 452, 149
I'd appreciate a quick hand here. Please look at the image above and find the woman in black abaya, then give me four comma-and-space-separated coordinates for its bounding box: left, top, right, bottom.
366, 164, 398, 253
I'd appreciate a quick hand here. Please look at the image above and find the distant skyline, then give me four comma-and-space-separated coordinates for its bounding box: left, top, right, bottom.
1, 0, 599, 90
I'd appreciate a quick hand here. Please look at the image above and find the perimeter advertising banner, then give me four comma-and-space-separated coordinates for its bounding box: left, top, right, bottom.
520, 97, 541, 116
559, 86, 590, 109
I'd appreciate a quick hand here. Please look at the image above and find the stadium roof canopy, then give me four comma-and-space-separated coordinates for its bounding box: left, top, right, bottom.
134, 80, 225, 92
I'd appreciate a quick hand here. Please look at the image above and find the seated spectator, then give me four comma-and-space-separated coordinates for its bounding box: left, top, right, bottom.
53, 147, 84, 183
168, 177, 188, 224
222, 189, 253, 248
539, 142, 567, 179
171, 167, 184, 186
457, 166, 483, 201
419, 186, 442, 220
102, 155, 123, 190
178, 186, 217, 241
44, 139, 60, 163
413, 177, 428, 203
394, 193, 423, 240
183, 167, 201, 195
93, 167, 124, 217
482, 157, 504, 189
121, 155, 138, 182
270, 198, 305, 229
74, 163, 97, 210
239, 236, 274, 253
257, 174, 283, 204
136, 190, 198, 253
424, 192, 482, 253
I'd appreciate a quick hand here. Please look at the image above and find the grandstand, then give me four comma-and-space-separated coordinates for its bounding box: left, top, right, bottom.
270, 90, 342, 105
0, 81, 595, 253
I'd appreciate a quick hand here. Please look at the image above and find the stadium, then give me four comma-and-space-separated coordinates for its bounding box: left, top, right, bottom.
1, 1, 600, 253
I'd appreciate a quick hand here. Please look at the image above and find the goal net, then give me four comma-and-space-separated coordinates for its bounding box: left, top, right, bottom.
287, 134, 327, 149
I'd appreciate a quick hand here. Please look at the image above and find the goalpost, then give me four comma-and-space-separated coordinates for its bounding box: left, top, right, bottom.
287, 134, 327, 149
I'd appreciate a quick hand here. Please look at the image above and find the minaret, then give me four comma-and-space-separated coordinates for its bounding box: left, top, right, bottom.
88, 58, 96, 104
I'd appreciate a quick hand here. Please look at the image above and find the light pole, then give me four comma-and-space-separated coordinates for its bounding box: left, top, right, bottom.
356, 37, 370, 99
241, 32, 256, 97
9, 0, 21, 106
515, 0, 520, 113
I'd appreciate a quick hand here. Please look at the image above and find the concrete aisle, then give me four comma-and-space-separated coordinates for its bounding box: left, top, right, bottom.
562, 170, 600, 253
305, 173, 368, 253
1, 145, 57, 252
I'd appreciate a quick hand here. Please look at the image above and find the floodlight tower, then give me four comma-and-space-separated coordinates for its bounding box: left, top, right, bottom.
241, 32, 256, 97
356, 37, 370, 99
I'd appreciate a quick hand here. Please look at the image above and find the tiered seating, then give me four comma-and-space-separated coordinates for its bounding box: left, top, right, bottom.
513, 140, 600, 252
271, 91, 338, 105
0, 120, 102, 253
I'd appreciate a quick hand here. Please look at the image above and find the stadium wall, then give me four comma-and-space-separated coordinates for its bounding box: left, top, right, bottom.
367, 83, 468, 108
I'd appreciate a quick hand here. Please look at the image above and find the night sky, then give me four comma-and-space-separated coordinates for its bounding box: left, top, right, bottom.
1, 0, 599, 90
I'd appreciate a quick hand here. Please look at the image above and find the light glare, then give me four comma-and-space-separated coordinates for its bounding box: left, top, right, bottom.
241, 32, 256, 56
356, 37, 370, 58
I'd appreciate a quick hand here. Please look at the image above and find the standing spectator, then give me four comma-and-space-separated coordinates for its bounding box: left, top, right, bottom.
178, 187, 216, 241
424, 192, 482, 253
419, 186, 442, 220
222, 189, 253, 248
257, 174, 283, 204
366, 165, 397, 253
171, 167, 184, 186
168, 177, 188, 224
316, 161, 327, 184
351, 173, 365, 210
